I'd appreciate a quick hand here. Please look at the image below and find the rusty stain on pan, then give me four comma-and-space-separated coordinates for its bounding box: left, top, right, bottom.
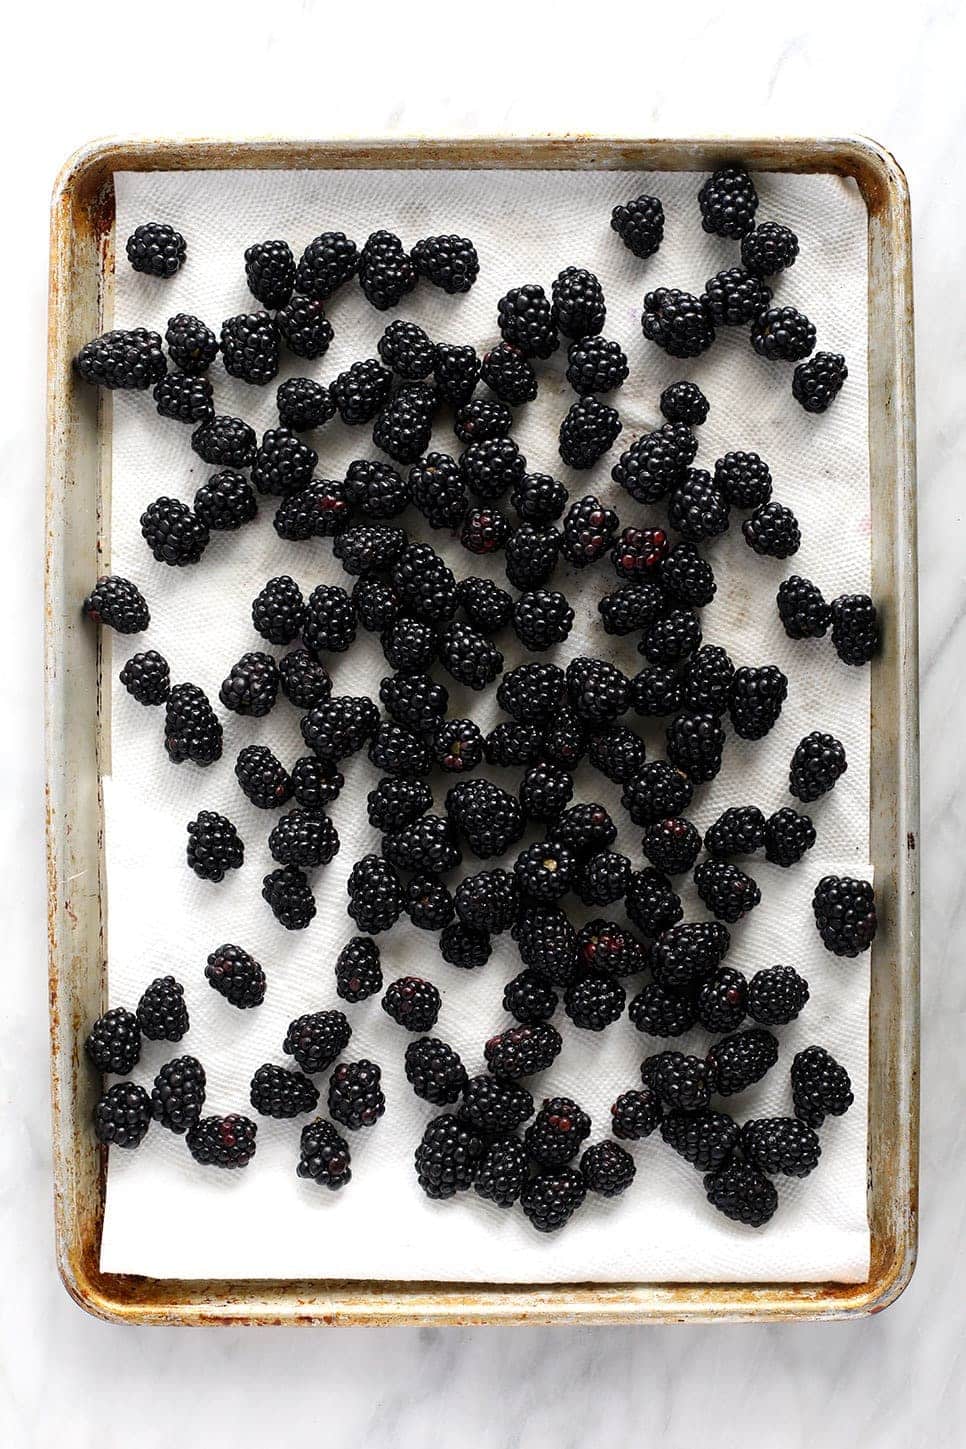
45, 136, 918, 1326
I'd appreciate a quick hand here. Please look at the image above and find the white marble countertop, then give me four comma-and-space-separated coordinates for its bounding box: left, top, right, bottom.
3, 4, 959, 1445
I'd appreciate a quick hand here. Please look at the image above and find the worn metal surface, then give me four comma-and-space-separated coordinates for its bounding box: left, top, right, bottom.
45, 135, 918, 1326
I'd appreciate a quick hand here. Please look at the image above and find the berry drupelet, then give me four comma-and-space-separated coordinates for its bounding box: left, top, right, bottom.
205, 943, 266, 1008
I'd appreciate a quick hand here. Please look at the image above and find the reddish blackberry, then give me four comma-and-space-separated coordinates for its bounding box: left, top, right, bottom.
461, 1074, 535, 1133
335, 937, 383, 1003
405, 1037, 467, 1105
631, 666, 685, 718
698, 165, 758, 238
650, 921, 731, 990
610, 192, 665, 258
789, 732, 847, 801
497, 283, 558, 358
283, 1010, 352, 1074
291, 756, 343, 810
151, 1056, 206, 1133
391, 543, 458, 622
346, 854, 405, 933
454, 396, 513, 444
409, 452, 466, 529
83, 575, 149, 634
611, 1088, 662, 1141
274, 481, 351, 542
793, 351, 848, 413
503, 970, 558, 1024
558, 396, 621, 469
512, 905, 579, 986
234, 744, 292, 810
525, 1097, 591, 1167
707, 1028, 778, 1096
137, 976, 188, 1042
382, 977, 442, 1032
301, 696, 378, 760
642, 288, 715, 358
741, 1118, 820, 1179
705, 806, 766, 858
551, 266, 606, 339
565, 973, 626, 1030
512, 590, 575, 651
377, 318, 436, 379
659, 543, 717, 608
751, 305, 815, 362
85, 1007, 141, 1075
75, 328, 166, 389
661, 1109, 740, 1172
140, 496, 209, 566
373, 387, 436, 465
741, 221, 799, 276
252, 575, 304, 645
328, 1059, 386, 1130
278, 650, 331, 710
791, 1046, 854, 1127
510, 472, 568, 524
262, 865, 317, 930
296, 231, 359, 298
244, 238, 296, 307
611, 526, 671, 581
628, 981, 696, 1038
205, 943, 266, 1008
166, 313, 218, 375
576, 918, 646, 977
813, 876, 877, 957
560, 496, 619, 569
455, 869, 519, 934
381, 618, 437, 671
433, 342, 481, 405
358, 229, 417, 309
660, 380, 709, 427
220, 310, 279, 384
484, 1023, 563, 1078
186, 811, 243, 882
694, 859, 761, 924
405, 874, 455, 931
353, 577, 401, 633
414, 1113, 484, 1199
666, 711, 726, 783
624, 867, 683, 937
777, 575, 830, 639
682, 646, 735, 716
191, 414, 256, 467
764, 807, 816, 867
513, 841, 576, 902
729, 665, 788, 740
297, 1118, 352, 1191
565, 336, 628, 395
187, 1115, 257, 1169
587, 726, 647, 784
713, 451, 773, 511
194, 470, 257, 531
367, 777, 432, 832
481, 342, 538, 405
434, 718, 485, 774
576, 850, 631, 907
704, 1157, 778, 1226
411, 234, 479, 293
269, 809, 339, 869
475, 1137, 530, 1208
126, 220, 186, 276
437, 621, 504, 690
302, 583, 357, 655
642, 817, 702, 875
331, 358, 393, 424
380, 671, 448, 733
439, 922, 491, 969
92, 1084, 151, 1149
219, 651, 279, 718
504, 524, 561, 589
743, 501, 802, 558
747, 965, 810, 1025
830, 593, 879, 666
277, 376, 337, 431
667, 470, 730, 543
153, 371, 214, 423
695, 967, 748, 1033
581, 1141, 635, 1197
250, 1063, 319, 1119
703, 267, 771, 326
598, 583, 664, 636
621, 760, 693, 826
382, 815, 461, 874
485, 722, 539, 768
459, 506, 510, 556
276, 294, 333, 359
120, 650, 169, 706
642, 1051, 716, 1113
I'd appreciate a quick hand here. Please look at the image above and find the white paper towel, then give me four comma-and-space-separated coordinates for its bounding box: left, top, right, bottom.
100, 165, 871, 1282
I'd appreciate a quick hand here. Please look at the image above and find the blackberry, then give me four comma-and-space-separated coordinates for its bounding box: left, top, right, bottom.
660, 380, 710, 427
234, 744, 292, 810
659, 543, 717, 607
551, 266, 606, 339
563, 971, 625, 1032
382, 815, 461, 874
369, 720, 435, 778
85, 1007, 141, 1075
194, 470, 257, 531
358, 229, 417, 309
564, 657, 628, 726
497, 661, 565, 722
830, 593, 879, 666
777, 575, 831, 640
497, 283, 558, 358
695, 967, 748, 1034
250, 1063, 319, 1119
484, 721, 539, 767
250, 428, 319, 498
642, 1051, 716, 1113
683, 646, 735, 716
120, 650, 169, 706
642, 817, 702, 875
631, 667, 685, 718
577, 850, 631, 907
165, 313, 218, 375
346, 854, 404, 933
291, 756, 344, 810
437, 621, 504, 690
455, 869, 519, 934
434, 718, 484, 774
460, 437, 527, 502
587, 725, 647, 784
295, 231, 358, 299
380, 671, 448, 733
747, 965, 810, 1026
504, 970, 558, 1025
561, 495, 619, 568
484, 1023, 563, 1078
405, 1038, 466, 1105
191, 414, 256, 468
373, 387, 436, 465
164, 680, 222, 767
153, 371, 213, 423
793, 351, 848, 413
205, 943, 266, 1008
244, 238, 295, 307
126, 221, 186, 276
415, 1113, 484, 1199
366, 777, 432, 832
74, 328, 166, 389
642, 288, 715, 358
302, 583, 357, 655
598, 583, 663, 636
185, 811, 243, 883
411, 234, 479, 293
187, 1115, 257, 1169
439, 922, 491, 969
763, 807, 816, 867
252, 575, 304, 645
512, 590, 575, 651
666, 711, 726, 783
789, 732, 847, 801
140, 497, 208, 566
624, 867, 683, 937
410, 452, 466, 529
791, 1046, 854, 1127
751, 305, 815, 362
704, 1157, 777, 1227
460, 506, 510, 555
382, 976, 442, 1032
83, 575, 149, 634
340, 458, 409, 519
331, 358, 393, 424
433, 342, 481, 405
301, 696, 378, 760
269, 809, 340, 869
698, 165, 758, 238
659, 419, 700, 465
454, 396, 513, 444
558, 396, 621, 470
353, 577, 401, 633
610, 192, 665, 258
504, 524, 561, 589
611, 526, 670, 581
576, 918, 646, 977
661, 1109, 740, 1172
405, 874, 455, 930
297, 1118, 352, 1191
741, 1118, 820, 1179
741, 221, 799, 276
136, 976, 188, 1042
581, 1141, 635, 1197
335, 937, 383, 1003
378, 318, 436, 379
621, 760, 693, 826
703, 267, 771, 327
475, 1137, 530, 1208
813, 876, 877, 957
93, 1083, 152, 1149
511, 472, 568, 523
334, 523, 408, 576
283, 1010, 351, 1074
219, 651, 279, 718
275, 295, 333, 361
328, 1059, 386, 1130
667, 470, 730, 543
513, 841, 576, 902
650, 921, 731, 990
261, 865, 317, 930
628, 981, 696, 1038
707, 1028, 778, 1096
391, 543, 458, 622
458, 577, 513, 634
713, 451, 773, 509
524, 1097, 591, 1166
461, 1075, 534, 1133
277, 376, 337, 432
610, 1088, 662, 1141
729, 665, 788, 740
151, 1056, 206, 1133
481, 342, 538, 405
278, 650, 332, 710
705, 806, 766, 858
566, 336, 628, 395
220, 310, 279, 384
745, 501, 802, 566
511, 905, 579, 986
694, 859, 761, 924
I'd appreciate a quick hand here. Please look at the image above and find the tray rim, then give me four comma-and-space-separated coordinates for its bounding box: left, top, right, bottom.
45, 133, 919, 1326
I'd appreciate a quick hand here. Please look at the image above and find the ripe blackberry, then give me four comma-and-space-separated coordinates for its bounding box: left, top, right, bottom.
297, 1118, 352, 1191
187, 1114, 258, 1169
328, 1059, 386, 1130
610, 192, 665, 258
205, 943, 266, 1008
743, 500, 802, 558
667, 470, 730, 543
642, 288, 715, 358
377, 318, 436, 378
789, 732, 847, 801
659, 419, 700, 464
660, 380, 709, 427
252, 575, 304, 645
764, 807, 816, 867
751, 305, 815, 362
194, 470, 258, 531
777, 575, 830, 640
698, 164, 758, 238
353, 577, 401, 633
382, 814, 461, 874
391, 543, 458, 622
234, 744, 292, 811
380, 618, 436, 672
250, 1063, 319, 1120
367, 777, 432, 831
302, 583, 357, 655
658, 543, 717, 608
747, 965, 810, 1026
358, 229, 417, 309
713, 451, 773, 509
558, 396, 621, 469
741, 221, 799, 276
126, 221, 186, 276
454, 581, 510, 639
588, 726, 647, 784
186, 811, 243, 883
219, 651, 279, 718
598, 583, 663, 636
85, 1007, 141, 1074
455, 869, 519, 935
511, 905, 579, 986
512, 589, 575, 651
301, 696, 378, 760
791, 1046, 854, 1127
694, 859, 761, 924
293, 757, 344, 811
278, 650, 331, 710
75, 328, 166, 389
628, 981, 696, 1038
432, 718, 484, 775
611, 1088, 662, 1141
707, 1028, 778, 1096
514, 841, 577, 902
510, 472, 567, 525
484, 721, 539, 768
475, 1137, 530, 1208
682, 646, 735, 716
565, 335, 628, 395
830, 593, 879, 666
581, 1141, 635, 1198
191, 415, 257, 470
93, 1083, 152, 1149
551, 266, 606, 339
335, 937, 383, 1003
153, 371, 214, 423
166, 313, 218, 375
250, 428, 319, 497
642, 1051, 716, 1112
695, 967, 748, 1033
439, 922, 492, 969
151, 1056, 206, 1133
565, 973, 626, 1031
484, 1023, 563, 1078
576, 918, 646, 977
525, 1097, 591, 1167
631, 666, 685, 718
703, 267, 771, 327
83, 575, 149, 635
741, 1118, 821, 1179
621, 760, 693, 825
244, 238, 295, 307
136, 976, 188, 1042
437, 621, 505, 690
262, 865, 317, 930
496, 283, 558, 358
140, 497, 209, 566
341, 460, 409, 522
380, 671, 448, 733
433, 342, 481, 405
481, 342, 538, 405
497, 661, 564, 723
461, 1075, 535, 1134
370, 721, 434, 777
269, 809, 340, 869
624, 867, 683, 937
276, 376, 337, 433
373, 387, 436, 465
382, 977, 442, 1032
704, 1156, 778, 1227
454, 396, 513, 444
813, 876, 877, 957
460, 438, 527, 504
661, 1109, 740, 1172
459, 506, 510, 556
405, 1037, 467, 1106
705, 806, 766, 858
346, 855, 405, 933
295, 231, 358, 299
729, 665, 788, 740
650, 921, 731, 990
220, 310, 279, 384
793, 351, 848, 413
564, 657, 628, 727
666, 711, 726, 783
406, 874, 456, 931
415, 1112, 484, 1199
504, 524, 561, 589
504, 970, 558, 1025
331, 358, 393, 424
411, 233, 479, 293
577, 850, 631, 907
642, 817, 702, 875
409, 452, 466, 529
611, 526, 670, 581
119, 650, 169, 706
276, 294, 333, 360
283, 1010, 351, 1075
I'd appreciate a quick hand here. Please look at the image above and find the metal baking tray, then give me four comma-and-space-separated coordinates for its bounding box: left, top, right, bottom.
45, 136, 918, 1325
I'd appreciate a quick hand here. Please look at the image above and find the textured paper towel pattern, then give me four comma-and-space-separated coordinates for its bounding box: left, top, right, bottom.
101, 167, 871, 1282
